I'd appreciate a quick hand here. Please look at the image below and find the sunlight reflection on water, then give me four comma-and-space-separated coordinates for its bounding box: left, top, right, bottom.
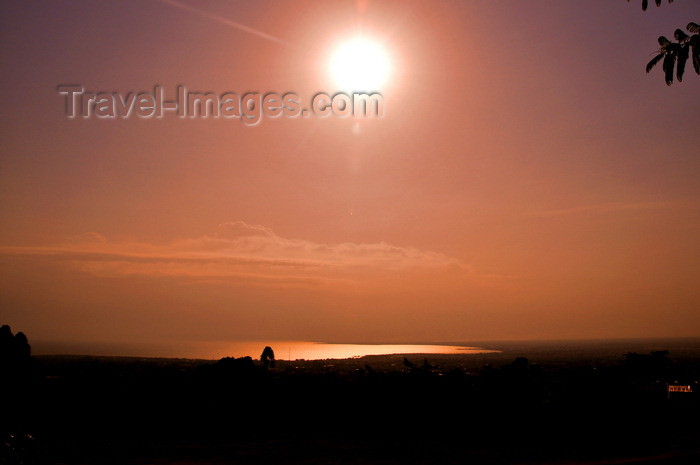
209, 341, 498, 361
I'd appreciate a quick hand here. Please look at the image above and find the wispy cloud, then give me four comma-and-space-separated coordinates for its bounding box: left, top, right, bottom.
0, 221, 471, 288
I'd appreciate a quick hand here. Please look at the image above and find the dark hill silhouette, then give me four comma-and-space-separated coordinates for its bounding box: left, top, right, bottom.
2, 334, 699, 465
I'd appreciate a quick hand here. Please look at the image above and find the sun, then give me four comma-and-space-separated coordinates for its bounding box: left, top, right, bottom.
329, 37, 390, 92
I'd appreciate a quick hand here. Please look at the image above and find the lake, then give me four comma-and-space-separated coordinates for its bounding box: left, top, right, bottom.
32, 340, 499, 360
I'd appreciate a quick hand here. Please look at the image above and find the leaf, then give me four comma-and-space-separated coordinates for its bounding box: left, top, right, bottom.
646, 53, 665, 73
674, 29, 689, 43
677, 44, 689, 81
691, 37, 700, 74
634, 0, 672, 10
663, 52, 676, 85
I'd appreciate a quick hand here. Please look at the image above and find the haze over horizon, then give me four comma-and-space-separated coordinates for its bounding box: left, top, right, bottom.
1, 0, 699, 352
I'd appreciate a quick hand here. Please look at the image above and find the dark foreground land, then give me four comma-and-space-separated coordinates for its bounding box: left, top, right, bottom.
3, 338, 700, 465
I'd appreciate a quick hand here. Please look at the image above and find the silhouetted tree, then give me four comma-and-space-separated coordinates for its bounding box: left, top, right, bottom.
623, 350, 672, 383
646, 23, 700, 85
14, 332, 31, 362
217, 355, 255, 370
0, 325, 13, 361
626, 0, 699, 85
510, 357, 529, 371
628, 0, 673, 11
261, 346, 275, 369
401, 357, 437, 376
0, 325, 32, 368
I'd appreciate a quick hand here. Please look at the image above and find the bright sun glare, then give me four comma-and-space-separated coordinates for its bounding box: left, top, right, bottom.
329, 37, 390, 92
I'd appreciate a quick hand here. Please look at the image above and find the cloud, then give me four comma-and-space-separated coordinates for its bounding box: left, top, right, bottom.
0, 221, 472, 288
63, 232, 108, 244
215, 221, 276, 239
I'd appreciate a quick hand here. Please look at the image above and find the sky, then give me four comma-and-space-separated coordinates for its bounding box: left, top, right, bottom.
1, 0, 699, 351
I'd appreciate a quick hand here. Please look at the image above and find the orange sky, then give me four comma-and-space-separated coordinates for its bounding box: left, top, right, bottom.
1, 0, 699, 349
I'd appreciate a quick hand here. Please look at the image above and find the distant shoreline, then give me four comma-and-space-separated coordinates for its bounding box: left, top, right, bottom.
29, 336, 700, 362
